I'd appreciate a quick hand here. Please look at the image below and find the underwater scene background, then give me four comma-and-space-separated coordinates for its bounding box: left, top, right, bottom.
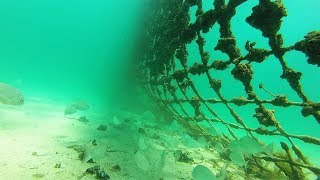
0, 0, 319, 179
0, 0, 145, 110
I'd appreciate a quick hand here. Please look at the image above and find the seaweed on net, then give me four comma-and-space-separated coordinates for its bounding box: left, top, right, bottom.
137, 0, 320, 179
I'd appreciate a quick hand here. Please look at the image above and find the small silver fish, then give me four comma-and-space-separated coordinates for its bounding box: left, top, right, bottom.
229, 151, 247, 167
64, 105, 77, 115
0, 83, 24, 105
64, 100, 89, 115
229, 136, 274, 156
192, 164, 228, 180
71, 100, 89, 111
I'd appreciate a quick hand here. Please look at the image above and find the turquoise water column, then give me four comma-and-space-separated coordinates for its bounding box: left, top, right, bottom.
0, 0, 145, 109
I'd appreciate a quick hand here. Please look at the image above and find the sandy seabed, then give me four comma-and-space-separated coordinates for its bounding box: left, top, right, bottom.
0, 97, 318, 180
0, 97, 225, 180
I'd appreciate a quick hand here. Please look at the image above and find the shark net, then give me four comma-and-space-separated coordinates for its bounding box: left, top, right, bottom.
137, 0, 320, 179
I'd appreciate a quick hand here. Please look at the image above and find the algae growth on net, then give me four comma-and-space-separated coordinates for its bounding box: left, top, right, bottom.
137, 0, 320, 179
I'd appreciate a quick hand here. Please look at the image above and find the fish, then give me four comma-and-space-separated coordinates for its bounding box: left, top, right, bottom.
192, 164, 216, 180
64, 105, 77, 115
71, 100, 89, 111
228, 136, 274, 167
192, 163, 228, 180
134, 149, 151, 171
64, 100, 89, 115
229, 136, 274, 156
229, 151, 247, 168
0, 83, 24, 105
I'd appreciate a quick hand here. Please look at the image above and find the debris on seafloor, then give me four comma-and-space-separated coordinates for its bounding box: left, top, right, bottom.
173, 150, 194, 163
111, 164, 121, 172
96, 124, 108, 131
79, 149, 95, 163
138, 127, 146, 134
31, 151, 51, 157
78, 116, 89, 123
32, 173, 45, 179
92, 139, 97, 146
82, 165, 110, 180
67, 144, 95, 163
54, 163, 61, 168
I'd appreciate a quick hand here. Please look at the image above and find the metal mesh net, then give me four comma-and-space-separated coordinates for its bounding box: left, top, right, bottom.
137, 0, 320, 179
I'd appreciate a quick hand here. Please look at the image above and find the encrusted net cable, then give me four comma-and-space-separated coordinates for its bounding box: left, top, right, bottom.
138, 0, 320, 178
